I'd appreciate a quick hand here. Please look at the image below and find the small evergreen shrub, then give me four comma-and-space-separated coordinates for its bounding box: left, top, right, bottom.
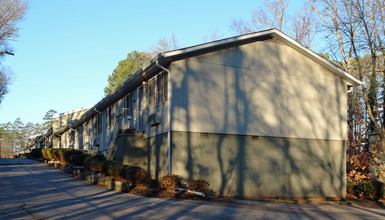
346, 182, 355, 196
30, 149, 42, 159
356, 181, 376, 200
347, 180, 385, 201
94, 154, 106, 161
373, 180, 385, 200
51, 149, 60, 161
84, 156, 103, 172
70, 153, 87, 166
62, 149, 84, 165
188, 179, 210, 193
102, 160, 124, 181
42, 148, 54, 160
160, 174, 183, 190
120, 166, 151, 187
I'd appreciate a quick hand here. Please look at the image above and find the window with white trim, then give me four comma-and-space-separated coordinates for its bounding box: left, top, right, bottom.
107, 106, 112, 128
94, 114, 102, 134
148, 79, 155, 108
148, 71, 168, 108
125, 93, 133, 115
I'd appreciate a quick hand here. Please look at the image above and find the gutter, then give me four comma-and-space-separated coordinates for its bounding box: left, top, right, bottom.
69, 54, 167, 130
155, 60, 172, 175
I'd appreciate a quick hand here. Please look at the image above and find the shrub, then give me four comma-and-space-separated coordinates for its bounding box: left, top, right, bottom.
49, 149, 85, 166
42, 148, 54, 160
356, 181, 376, 200
70, 153, 87, 166
348, 180, 385, 201
56, 149, 66, 164
346, 182, 355, 196
84, 156, 104, 172
51, 149, 60, 161
94, 154, 106, 161
63, 149, 84, 165
30, 149, 42, 159
121, 166, 151, 187
373, 180, 385, 200
188, 179, 210, 193
102, 160, 124, 180
134, 168, 151, 186
160, 174, 183, 190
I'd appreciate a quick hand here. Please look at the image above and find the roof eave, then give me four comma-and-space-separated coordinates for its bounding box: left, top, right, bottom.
70, 54, 167, 129
268, 30, 363, 86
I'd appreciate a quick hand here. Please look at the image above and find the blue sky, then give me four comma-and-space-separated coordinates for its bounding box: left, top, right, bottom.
0, 0, 306, 124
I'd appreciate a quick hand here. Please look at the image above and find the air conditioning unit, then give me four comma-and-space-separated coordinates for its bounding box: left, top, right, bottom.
147, 113, 160, 127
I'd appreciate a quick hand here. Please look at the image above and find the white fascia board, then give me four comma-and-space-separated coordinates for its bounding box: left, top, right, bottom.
53, 105, 94, 118
163, 29, 277, 58
163, 29, 362, 86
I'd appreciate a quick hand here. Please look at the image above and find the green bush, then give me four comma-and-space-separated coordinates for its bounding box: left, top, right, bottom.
121, 166, 151, 187
56, 149, 68, 164
49, 149, 85, 166
94, 154, 106, 161
42, 148, 54, 160
357, 181, 376, 200
160, 174, 183, 190
348, 180, 384, 201
30, 149, 42, 159
64, 149, 84, 165
70, 153, 87, 166
84, 155, 104, 172
347, 182, 355, 196
102, 160, 124, 180
51, 149, 60, 161
188, 179, 210, 193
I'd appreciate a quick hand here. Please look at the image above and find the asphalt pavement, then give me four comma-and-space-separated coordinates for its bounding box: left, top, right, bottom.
1, 158, 385, 219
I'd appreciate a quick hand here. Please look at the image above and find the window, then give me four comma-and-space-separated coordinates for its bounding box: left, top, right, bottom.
148, 71, 168, 108
157, 73, 163, 104
164, 72, 168, 101
69, 130, 75, 148
107, 106, 112, 128
149, 79, 155, 108
94, 114, 102, 134
125, 94, 133, 115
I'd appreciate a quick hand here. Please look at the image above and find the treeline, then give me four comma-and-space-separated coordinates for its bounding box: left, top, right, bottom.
0, 110, 56, 157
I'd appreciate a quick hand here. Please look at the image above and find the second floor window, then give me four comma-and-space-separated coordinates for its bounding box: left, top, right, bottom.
107, 106, 112, 128
125, 94, 133, 115
95, 114, 102, 134
149, 71, 168, 108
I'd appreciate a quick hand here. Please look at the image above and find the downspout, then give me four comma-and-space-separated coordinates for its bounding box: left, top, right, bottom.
155, 60, 172, 174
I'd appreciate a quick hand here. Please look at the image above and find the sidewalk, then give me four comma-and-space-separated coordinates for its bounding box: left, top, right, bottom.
1, 158, 385, 219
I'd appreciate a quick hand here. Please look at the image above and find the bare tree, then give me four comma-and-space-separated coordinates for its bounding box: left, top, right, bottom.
148, 33, 180, 58
230, 0, 318, 48
0, 0, 28, 56
230, 0, 290, 34
230, 19, 254, 35
0, 68, 11, 104
291, 3, 318, 49
202, 28, 225, 43
310, 0, 385, 152
0, 0, 28, 104
251, 0, 290, 31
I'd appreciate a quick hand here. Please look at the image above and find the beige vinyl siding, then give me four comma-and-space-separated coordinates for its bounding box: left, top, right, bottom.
170, 40, 347, 140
